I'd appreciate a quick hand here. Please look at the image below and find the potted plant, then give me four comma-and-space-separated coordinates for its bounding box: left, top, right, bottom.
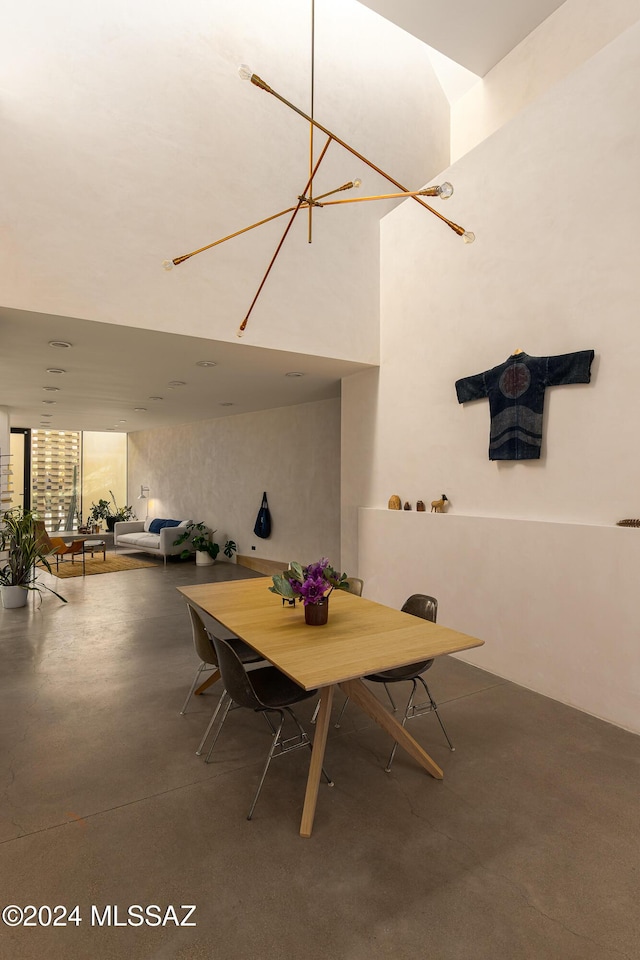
88, 498, 111, 532
0, 509, 67, 607
88, 491, 136, 532
173, 521, 237, 566
269, 557, 349, 625
107, 490, 136, 531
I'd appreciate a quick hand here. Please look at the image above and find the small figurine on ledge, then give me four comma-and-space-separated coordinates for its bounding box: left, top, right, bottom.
431, 494, 449, 513
388, 495, 402, 510
416, 500, 426, 512
403, 501, 412, 511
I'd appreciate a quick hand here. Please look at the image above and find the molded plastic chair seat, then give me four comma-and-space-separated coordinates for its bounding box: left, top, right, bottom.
366, 660, 433, 683
208, 634, 333, 820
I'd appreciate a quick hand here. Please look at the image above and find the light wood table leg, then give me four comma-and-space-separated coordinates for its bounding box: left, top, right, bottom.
194, 669, 221, 696
339, 678, 444, 780
300, 684, 334, 838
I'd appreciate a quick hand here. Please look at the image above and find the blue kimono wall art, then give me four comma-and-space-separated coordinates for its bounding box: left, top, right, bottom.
455, 350, 595, 461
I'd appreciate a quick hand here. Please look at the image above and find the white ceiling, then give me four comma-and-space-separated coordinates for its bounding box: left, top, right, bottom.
1, 0, 565, 435
0, 308, 371, 434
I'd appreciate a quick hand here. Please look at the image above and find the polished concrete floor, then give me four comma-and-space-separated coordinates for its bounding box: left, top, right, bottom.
1, 556, 638, 960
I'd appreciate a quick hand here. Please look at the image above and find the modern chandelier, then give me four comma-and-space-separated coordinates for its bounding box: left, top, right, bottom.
162, 2, 474, 338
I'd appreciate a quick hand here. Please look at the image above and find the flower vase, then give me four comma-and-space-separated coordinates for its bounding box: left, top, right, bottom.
304, 599, 329, 626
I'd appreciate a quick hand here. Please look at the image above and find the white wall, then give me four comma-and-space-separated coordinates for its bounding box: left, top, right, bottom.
128, 398, 342, 566
342, 21, 640, 732
0, 0, 449, 365
452, 0, 640, 161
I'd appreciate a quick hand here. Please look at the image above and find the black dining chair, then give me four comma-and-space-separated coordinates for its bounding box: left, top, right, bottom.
179, 604, 265, 758
208, 634, 334, 820
334, 594, 454, 771
366, 594, 454, 771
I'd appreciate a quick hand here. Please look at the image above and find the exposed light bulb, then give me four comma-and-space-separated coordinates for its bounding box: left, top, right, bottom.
437, 181, 454, 199
462, 231, 475, 244
352, 178, 362, 189
162, 259, 174, 271
236, 327, 245, 338
238, 64, 253, 81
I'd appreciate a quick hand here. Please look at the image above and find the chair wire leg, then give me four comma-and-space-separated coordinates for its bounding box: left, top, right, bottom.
180, 662, 207, 715
383, 682, 397, 712
203, 691, 234, 762
247, 711, 285, 820
417, 675, 455, 751
334, 696, 350, 728
310, 699, 320, 724
286, 707, 334, 786
385, 680, 417, 773
196, 688, 230, 756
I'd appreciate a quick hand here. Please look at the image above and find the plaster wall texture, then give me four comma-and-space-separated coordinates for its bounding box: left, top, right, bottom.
451, 0, 640, 161
358, 510, 640, 734
128, 397, 341, 567
341, 22, 640, 731
0, 0, 449, 364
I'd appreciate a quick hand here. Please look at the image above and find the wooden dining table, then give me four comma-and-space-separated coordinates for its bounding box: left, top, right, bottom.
177, 578, 484, 837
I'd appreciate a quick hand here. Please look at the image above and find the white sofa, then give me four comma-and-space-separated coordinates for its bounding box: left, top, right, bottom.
113, 519, 191, 564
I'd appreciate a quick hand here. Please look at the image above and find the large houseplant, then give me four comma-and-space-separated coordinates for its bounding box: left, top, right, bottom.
88, 490, 136, 532
173, 521, 237, 566
0, 509, 67, 607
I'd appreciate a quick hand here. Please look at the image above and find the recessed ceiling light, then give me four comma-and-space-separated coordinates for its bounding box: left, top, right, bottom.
42, 400, 57, 405
106, 427, 115, 431
43, 386, 60, 392
41, 414, 52, 418
48, 340, 72, 349
196, 360, 217, 368
149, 396, 164, 401
118, 420, 127, 423
46, 368, 66, 374
134, 407, 147, 412
285, 371, 305, 377
168, 380, 186, 387
219, 402, 234, 407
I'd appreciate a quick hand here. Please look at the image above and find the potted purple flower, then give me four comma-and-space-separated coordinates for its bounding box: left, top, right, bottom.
269, 558, 349, 625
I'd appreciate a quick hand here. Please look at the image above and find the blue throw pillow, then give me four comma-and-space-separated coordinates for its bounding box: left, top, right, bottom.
149, 518, 182, 534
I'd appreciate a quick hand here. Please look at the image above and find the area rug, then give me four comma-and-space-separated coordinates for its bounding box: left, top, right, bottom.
52, 555, 161, 578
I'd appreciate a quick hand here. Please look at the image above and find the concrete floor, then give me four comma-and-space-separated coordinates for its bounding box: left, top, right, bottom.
1, 556, 638, 960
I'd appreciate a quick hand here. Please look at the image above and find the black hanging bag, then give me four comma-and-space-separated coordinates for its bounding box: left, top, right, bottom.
253, 491, 271, 539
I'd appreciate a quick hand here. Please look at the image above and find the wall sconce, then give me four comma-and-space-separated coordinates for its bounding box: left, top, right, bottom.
137, 485, 150, 517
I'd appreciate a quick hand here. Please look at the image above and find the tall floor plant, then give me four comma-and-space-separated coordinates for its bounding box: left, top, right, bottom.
0, 509, 67, 604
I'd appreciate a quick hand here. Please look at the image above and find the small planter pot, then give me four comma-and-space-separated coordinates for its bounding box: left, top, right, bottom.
304, 599, 329, 626
195, 551, 215, 566
1, 585, 28, 609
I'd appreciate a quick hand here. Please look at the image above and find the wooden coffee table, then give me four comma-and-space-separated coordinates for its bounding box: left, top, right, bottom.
83, 540, 106, 560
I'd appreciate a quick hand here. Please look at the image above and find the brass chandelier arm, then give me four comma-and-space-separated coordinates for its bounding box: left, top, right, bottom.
238, 135, 333, 337
170, 178, 359, 268
170, 206, 300, 266
314, 190, 468, 235
249, 72, 470, 238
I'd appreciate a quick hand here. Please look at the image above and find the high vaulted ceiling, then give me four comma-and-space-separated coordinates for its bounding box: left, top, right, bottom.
1, 0, 567, 434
